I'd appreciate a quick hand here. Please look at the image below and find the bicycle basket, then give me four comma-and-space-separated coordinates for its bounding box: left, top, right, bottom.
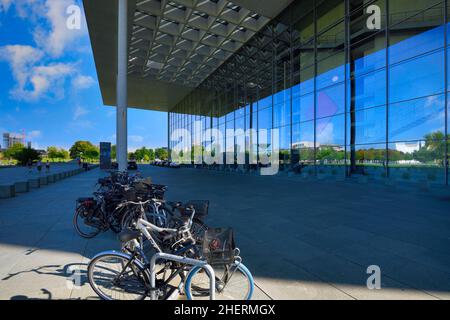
202, 228, 236, 265
185, 200, 209, 217
123, 188, 138, 201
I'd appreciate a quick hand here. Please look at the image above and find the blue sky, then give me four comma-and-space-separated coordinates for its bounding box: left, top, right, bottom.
0, 0, 167, 151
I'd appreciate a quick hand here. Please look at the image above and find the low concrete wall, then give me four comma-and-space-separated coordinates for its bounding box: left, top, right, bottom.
0, 185, 15, 198
29, 178, 40, 189
14, 181, 29, 193
39, 176, 48, 186
0, 165, 98, 200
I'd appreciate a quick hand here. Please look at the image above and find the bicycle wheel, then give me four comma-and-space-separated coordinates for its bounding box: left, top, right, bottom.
88, 252, 149, 300
185, 262, 254, 300
73, 206, 102, 239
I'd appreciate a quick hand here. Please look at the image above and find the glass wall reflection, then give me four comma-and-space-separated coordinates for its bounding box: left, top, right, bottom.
169, 0, 449, 185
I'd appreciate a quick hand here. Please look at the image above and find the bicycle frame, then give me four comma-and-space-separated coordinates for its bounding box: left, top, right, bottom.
150, 253, 216, 300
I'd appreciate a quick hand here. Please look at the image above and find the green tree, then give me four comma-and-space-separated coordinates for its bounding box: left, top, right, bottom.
47, 146, 69, 161
69, 141, 99, 160
4, 143, 40, 165
111, 145, 117, 160
148, 148, 155, 161
155, 148, 169, 160
4, 143, 25, 159
84, 148, 100, 161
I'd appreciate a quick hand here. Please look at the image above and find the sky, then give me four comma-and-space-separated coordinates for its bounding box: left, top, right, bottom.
0, 0, 168, 151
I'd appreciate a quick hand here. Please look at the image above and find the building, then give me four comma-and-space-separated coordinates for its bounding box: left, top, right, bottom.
2, 133, 25, 150
85, 0, 449, 185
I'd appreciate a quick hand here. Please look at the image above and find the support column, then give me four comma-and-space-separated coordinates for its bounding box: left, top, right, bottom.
117, 0, 128, 172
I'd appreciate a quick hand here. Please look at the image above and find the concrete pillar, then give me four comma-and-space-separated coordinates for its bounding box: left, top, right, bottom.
117, 0, 128, 172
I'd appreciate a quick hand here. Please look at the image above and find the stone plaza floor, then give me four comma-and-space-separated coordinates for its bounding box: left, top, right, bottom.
0, 165, 449, 300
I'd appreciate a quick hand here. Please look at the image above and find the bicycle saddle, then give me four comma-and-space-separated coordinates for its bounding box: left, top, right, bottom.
118, 229, 141, 243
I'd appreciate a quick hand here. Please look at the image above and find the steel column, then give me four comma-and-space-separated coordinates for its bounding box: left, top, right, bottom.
117, 0, 128, 172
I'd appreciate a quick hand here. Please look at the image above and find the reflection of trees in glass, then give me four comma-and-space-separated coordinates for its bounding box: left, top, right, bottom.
316, 147, 345, 162
411, 131, 446, 165
353, 131, 448, 167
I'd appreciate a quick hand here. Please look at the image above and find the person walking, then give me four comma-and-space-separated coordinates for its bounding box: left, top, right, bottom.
37, 160, 42, 174
27, 159, 33, 173
45, 160, 50, 173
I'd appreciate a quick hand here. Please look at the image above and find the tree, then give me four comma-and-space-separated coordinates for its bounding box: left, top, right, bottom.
47, 146, 69, 161
84, 148, 100, 161
4, 143, 25, 159
47, 146, 58, 160
111, 145, 117, 160
69, 141, 99, 160
15, 147, 41, 165
148, 149, 155, 161
4, 143, 40, 165
155, 148, 169, 160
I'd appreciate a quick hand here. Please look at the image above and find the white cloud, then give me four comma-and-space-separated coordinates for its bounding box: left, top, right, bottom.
0, 0, 12, 12
0, 45, 76, 101
72, 75, 95, 90
130, 135, 144, 143
0, 45, 44, 96
73, 105, 88, 120
68, 119, 93, 130
33, 0, 87, 57
28, 130, 42, 139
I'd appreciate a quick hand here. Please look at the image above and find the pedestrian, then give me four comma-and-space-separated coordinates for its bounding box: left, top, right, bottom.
27, 159, 33, 173
37, 160, 42, 174
46, 160, 50, 173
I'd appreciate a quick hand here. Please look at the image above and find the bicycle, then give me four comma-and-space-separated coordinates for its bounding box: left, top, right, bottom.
88, 205, 254, 300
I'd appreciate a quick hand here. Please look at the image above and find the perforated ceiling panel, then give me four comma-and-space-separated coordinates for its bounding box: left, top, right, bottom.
128, 0, 271, 87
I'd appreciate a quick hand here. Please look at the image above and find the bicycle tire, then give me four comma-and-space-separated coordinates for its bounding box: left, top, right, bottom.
73, 206, 102, 239
185, 262, 254, 300
88, 252, 149, 300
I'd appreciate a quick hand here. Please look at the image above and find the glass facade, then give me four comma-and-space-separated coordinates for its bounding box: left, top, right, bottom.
169, 0, 449, 185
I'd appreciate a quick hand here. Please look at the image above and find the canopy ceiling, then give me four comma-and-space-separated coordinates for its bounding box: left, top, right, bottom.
83, 0, 294, 112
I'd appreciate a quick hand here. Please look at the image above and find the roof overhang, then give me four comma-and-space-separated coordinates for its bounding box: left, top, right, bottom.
83, 0, 293, 112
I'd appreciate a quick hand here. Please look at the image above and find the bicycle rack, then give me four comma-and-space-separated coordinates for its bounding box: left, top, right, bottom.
149, 253, 216, 300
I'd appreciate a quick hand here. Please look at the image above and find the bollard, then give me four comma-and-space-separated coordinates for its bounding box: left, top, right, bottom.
39, 176, 48, 186
0, 185, 15, 199
29, 178, 40, 188
14, 181, 29, 193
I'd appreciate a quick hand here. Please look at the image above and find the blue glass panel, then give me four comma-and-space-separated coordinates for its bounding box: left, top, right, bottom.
389, 50, 445, 103
300, 93, 315, 122
317, 83, 345, 118
258, 107, 273, 130
258, 95, 273, 110
354, 68, 386, 110
390, 25, 444, 65
354, 105, 386, 144
274, 100, 291, 127
316, 115, 345, 146
389, 94, 445, 142
317, 61, 345, 90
